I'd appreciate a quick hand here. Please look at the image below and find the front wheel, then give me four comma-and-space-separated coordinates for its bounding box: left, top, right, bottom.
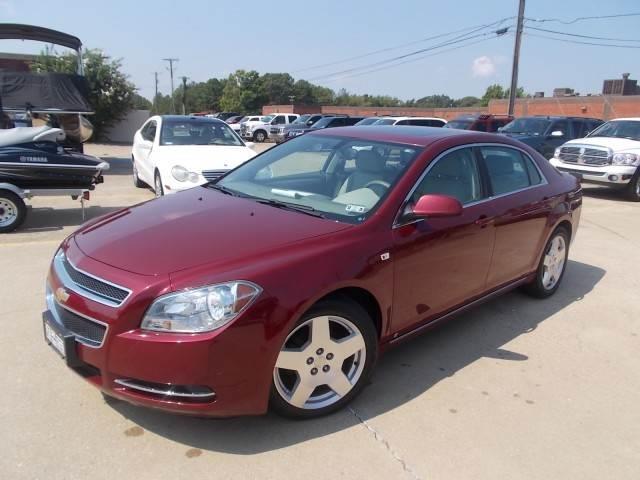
0, 190, 27, 233
270, 298, 378, 419
253, 130, 266, 143
523, 227, 570, 298
154, 171, 164, 197
624, 170, 640, 202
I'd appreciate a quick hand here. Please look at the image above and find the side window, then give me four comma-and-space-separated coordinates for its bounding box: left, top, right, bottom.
412, 148, 483, 205
273, 115, 285, 125
428, 120, 446, 127
480, 147, 537, 196
395, 119, 411, 125
288, 115, 298, 123
142, 121, 156, 141
474, 122, 488, 132
551, 120, 568, 136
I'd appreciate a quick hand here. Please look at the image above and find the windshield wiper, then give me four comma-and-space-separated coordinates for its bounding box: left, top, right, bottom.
206, 183, 240, 196
254, 198, 326, 218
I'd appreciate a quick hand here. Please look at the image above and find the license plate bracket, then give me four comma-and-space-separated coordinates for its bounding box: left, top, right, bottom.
42, 311, 83, 368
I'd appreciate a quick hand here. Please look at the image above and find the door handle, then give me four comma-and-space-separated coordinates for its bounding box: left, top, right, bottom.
475, 215, 494, 228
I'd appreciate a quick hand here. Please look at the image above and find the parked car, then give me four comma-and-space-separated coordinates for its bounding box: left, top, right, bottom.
225, 115, 245, 125
550, 117, 640, 201
210, 112, 240, 121
44, 126, 581, 418
241, 113, 300, 142
284, 115, 364, 140
131, 115, 256, 196
499, 116, 603, 158
271, 114, 331, 143
372, 116, 447, 127
232, 115, 264, 133
444, 114, 513, 132
354, 117, 381, 126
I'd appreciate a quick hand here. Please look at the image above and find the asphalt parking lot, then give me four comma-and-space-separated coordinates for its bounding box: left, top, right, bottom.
1, 143, 639, 480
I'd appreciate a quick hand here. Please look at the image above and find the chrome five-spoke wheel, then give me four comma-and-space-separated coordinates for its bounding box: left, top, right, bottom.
542, 234, 566, 290
271, 299, 377, 418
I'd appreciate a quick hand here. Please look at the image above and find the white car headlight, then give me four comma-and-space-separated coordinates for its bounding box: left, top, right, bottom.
612, 153, 640, 166
171, 165, 199, 183
141, 281, 262, 333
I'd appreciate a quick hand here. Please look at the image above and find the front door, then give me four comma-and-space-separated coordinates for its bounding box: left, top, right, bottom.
392, 147, 496, 333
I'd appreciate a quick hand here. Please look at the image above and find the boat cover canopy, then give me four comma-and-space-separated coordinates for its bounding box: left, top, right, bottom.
0, 72, 93, 114
0, 24, 82, 51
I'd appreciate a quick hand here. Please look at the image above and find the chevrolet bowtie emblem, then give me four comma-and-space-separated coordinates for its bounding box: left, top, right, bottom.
55, 287, 70, 303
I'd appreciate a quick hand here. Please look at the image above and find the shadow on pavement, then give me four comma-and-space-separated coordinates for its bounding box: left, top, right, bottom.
102, 156, 134, 176
580, 185, 629, 203
108, 259, 605, 454
19, 205, 126, 232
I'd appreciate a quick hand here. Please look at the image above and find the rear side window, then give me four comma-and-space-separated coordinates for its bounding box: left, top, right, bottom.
473, 122, 487, 132
551, 120, 569, 136
480, 147, 543, 196
142, 121, 157, 141
395, 119, 411, 125
288, 115, 298, 123
412, 147, 483, 205
329, 118, 346, 127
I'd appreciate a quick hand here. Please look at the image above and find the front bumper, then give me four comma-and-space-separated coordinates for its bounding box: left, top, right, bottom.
550, 158, 637, 185
41, 242, 278, 417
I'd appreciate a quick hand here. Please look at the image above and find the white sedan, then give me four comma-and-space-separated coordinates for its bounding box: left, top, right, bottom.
132, 115, 256, 196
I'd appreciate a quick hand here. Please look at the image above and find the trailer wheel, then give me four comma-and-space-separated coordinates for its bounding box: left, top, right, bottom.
0, 190, 27, 233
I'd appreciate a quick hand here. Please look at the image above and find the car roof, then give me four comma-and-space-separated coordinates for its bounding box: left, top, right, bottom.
522, 115, 603, 121
610, 117, 640, 122
159, 115, 226, 124
308, 125, 495, 147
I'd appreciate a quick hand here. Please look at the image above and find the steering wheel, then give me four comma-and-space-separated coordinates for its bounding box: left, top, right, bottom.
364, 180, 391, 197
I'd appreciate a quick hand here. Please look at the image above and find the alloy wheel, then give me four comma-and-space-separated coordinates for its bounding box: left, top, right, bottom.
273, 315, 366, 410
542, 235, 566, 290
0, 198, 18, 228
154, 174, 163, 197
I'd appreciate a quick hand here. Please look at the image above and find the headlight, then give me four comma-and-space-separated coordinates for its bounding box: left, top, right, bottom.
141, 281, 262, 333
612, 153, 640, 166
171, 165, 199, 182
554, 147, 561, 158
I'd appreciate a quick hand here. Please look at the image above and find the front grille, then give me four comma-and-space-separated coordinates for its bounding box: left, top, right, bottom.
202, 169, 227, 181
558, 145, 611, 165
57, 304, 106, 346
60, 255, 129, 305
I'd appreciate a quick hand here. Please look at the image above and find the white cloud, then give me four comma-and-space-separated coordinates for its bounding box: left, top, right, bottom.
472, 56, 497, 78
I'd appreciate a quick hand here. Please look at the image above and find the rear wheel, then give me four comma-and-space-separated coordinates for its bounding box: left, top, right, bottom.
154, 171, 164, 197
132, 156, 145, 188
624, 170, 640, 202
0, 191, 27, 233
523, 227, 570, 298
253, 130, 266, 143
270, 297, 377, 419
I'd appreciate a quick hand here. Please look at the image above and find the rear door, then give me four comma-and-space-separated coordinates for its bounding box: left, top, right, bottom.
478, 145, 552, 289
392, 146, 496, 332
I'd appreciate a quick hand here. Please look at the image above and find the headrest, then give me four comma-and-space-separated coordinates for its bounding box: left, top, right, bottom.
355, 149, 386, 173
485, 155, 514, 175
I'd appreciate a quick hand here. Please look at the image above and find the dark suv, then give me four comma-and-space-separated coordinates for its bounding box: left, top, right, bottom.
285, 116, 364, 140
499, 116, 604, 158
444, 114, 513, 132
272, 114, 332, 143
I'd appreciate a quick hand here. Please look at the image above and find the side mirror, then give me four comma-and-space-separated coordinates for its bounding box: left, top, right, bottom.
497, 127, 504, 132
307, 120, 314, 126
550, 130, 564, 137
410, 194, 463, 218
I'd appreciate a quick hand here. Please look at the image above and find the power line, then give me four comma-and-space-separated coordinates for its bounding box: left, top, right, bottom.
293, 17, 514, 74
526, 25, 640, 43
525, 12, 640, 25
524, 32, 640, 49
309, 27, 511, 82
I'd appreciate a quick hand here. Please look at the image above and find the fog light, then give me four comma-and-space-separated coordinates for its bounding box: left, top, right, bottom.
609, 175, 619, 181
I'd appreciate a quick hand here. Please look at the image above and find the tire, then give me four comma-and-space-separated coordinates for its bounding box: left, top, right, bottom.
624, 170, 640, 202
253, 130, 266, 143
0, 190, 27, 233
522, 226, 570, 298
132, 156, 145, 188
154, 171, 164, 197
270, 297, 378, 419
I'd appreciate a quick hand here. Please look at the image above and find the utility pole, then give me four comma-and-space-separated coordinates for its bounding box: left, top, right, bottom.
163, 58, 179, 114
153, 72, 159, 112
508, 0, 525, 116
181, 76, 188, 115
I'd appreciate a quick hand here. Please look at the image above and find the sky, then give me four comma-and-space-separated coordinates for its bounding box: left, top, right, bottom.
1, 0, 639, 102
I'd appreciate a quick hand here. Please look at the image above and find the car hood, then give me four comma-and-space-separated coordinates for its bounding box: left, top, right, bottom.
153, 145, 255, 170
74, 187, 351, 276
563, 136, 640, 152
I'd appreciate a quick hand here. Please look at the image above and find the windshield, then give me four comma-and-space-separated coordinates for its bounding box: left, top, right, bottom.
160, 120, 244, 146
311, 117, 336, 129
355, 118, 379, 126
587, 120, 640, 141
501, 118, 550, 136
292, 114, 311, 124
443, 120, 473, 130
217, 134, 422, 223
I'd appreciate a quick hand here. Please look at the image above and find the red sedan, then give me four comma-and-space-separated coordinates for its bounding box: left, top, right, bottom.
43, 126, 581, 418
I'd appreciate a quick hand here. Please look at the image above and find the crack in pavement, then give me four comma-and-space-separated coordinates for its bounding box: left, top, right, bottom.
348, 407, 423, 480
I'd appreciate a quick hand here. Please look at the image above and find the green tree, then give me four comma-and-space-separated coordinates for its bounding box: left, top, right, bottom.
32, 49, 136, 140
454, 96, 481, 107
414, 94, 454, 108
261, 73, 295, 104
480, 84, 525, 106
132, 93, 152, 110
